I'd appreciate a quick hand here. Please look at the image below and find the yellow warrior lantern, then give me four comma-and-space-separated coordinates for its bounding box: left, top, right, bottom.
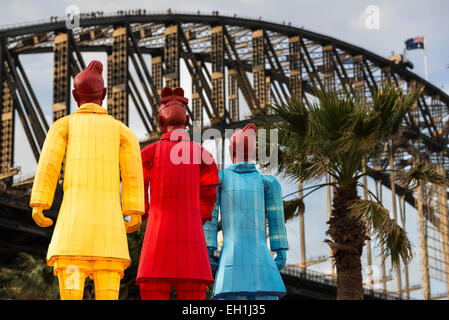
29, 60, 144, 300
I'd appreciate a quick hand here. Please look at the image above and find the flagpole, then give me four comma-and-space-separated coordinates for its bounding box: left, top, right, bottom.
423, 36, 429, 81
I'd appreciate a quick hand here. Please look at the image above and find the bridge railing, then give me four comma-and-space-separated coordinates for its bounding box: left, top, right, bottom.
12, 172, 34, 185
281, 266, 401, 300
0, 18, 57, 32
0, 9, 305, 33
281, 265, 336, 286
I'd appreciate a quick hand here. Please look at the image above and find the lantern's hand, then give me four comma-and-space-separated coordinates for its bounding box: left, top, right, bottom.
32, 207, 53, 228
274, 249, 287, 270
124, 213, 142, 233
208, 247, 219, 271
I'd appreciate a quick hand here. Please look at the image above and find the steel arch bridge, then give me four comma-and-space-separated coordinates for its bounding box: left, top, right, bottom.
0, 11, 448, 300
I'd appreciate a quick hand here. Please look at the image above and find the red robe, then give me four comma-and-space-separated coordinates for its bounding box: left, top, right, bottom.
136, 130, 218, 284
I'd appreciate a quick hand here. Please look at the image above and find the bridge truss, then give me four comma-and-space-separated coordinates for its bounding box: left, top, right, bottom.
0, 11, 448, 300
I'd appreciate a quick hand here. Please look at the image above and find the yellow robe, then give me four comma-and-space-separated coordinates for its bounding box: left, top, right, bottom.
30, 103, 144, 267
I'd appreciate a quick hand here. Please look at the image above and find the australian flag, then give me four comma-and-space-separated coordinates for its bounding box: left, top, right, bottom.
405, 37, 425, 50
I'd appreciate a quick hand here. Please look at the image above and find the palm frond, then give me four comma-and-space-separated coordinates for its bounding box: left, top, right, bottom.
372, 82, 423, 138
349, 199, 413, 270
283, 197, 304, 222
403, 162, 448, 188
269, 98, 309, 138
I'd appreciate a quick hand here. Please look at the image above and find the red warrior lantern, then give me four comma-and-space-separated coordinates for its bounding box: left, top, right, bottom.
137, 86, 219, 299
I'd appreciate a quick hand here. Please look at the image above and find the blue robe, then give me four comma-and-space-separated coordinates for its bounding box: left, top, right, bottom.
203, 162, 288, 298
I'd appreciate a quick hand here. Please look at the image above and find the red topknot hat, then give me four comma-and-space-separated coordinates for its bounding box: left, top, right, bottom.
73, 60, 104, 98
230, 123, 257, 158
158, 86, 189, 113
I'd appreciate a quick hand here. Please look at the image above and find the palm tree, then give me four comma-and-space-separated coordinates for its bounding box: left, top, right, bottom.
266, 84, 446, 299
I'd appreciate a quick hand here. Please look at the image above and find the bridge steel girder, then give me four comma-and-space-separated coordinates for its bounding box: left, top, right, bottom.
128, 41, 159, 127
0, 42, 15, 177
263, 32, 288, 106
164, 24, 180, 89
201, 58, 212, 82
222, 25, 258, 113
108, 27, 129, 125
332, 46, 353, 97
419, 95, 441, 139
352, 54, 366, 99
288, 35, 303, 101
127, 25, 160, 103
15, 57, 49, 132
211, 25, 226, 121
299, 37, 324, 92
252, 29, 268, 112
5, 47, 46, 150
322, 44, 336, 92
128, 74, 155, 135
228, 68, 239, 122
151, 55, 163, 98
178, 49, 205, 121
67, 32, 84, 78
264, 31, 290, 94
178, 23, 222, 123
363, 58, 378, 93
69, 30, 86, 72
191, 60, 204, 127
52, 32, 72, 121
2, 60, 40, 161
127, 24, 161, 128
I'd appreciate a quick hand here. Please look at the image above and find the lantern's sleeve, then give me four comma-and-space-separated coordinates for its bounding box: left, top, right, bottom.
203, 171, 222, 251
119, 123, 145, 216
140, 143, 156, 220
30, 116, 68, 210
199, 147, 219, 224
263, 174, 289, 251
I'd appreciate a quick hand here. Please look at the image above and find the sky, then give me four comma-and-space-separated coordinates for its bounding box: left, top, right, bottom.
3, 0, 449, 299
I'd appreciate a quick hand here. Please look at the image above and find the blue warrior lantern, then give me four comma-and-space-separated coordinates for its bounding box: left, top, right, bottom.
203, 123, 289, 300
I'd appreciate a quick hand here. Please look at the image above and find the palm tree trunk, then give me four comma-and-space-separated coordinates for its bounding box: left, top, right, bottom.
327, 183, 366, 300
